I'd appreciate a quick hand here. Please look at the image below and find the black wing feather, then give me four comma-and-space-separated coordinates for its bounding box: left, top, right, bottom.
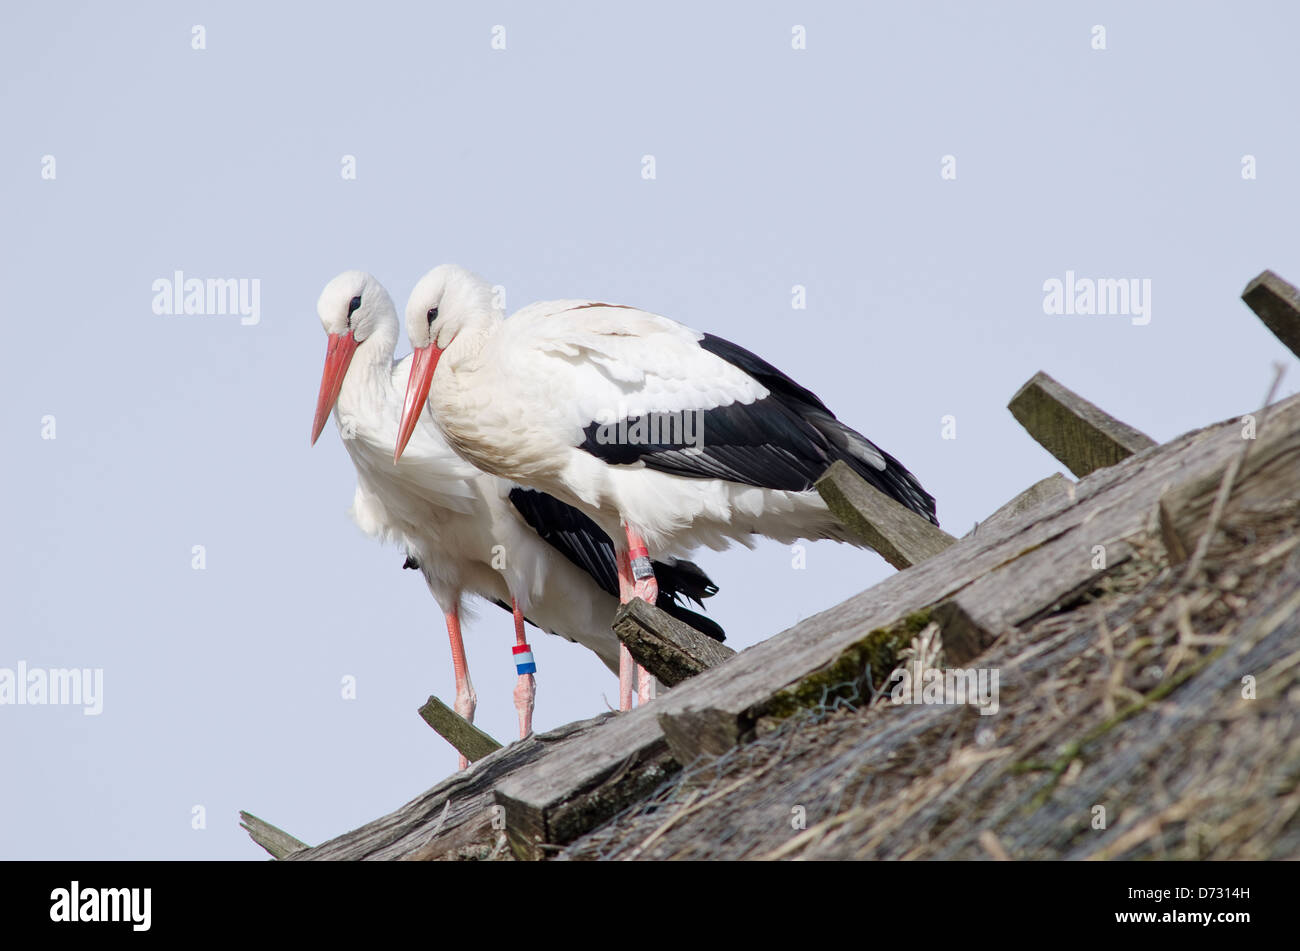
577, 332, 938, 525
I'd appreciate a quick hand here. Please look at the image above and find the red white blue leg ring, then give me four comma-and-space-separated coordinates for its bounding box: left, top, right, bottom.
513, 644, 536, 675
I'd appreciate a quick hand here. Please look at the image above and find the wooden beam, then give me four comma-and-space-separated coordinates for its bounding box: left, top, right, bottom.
930, 599, 1000, 666
239, 811, 308, 859
1242, 270, 1300, 360
1008, 371, 1157, 478
816, 460, 958, 569
614, 599, 736, 687
495, 737, 680, 861
657, 706, 744, 764
418, 696, 503, 763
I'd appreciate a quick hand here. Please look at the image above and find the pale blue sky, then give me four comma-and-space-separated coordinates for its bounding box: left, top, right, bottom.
3, 1, 1296, 859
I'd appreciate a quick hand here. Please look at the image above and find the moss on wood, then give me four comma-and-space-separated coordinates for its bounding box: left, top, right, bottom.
752, 609, 935, 722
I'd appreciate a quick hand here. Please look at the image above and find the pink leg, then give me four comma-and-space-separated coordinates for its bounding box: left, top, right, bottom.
616, 549, 635, 603
625, 526, 659, 604
638, 665, 656, 705
511, 599, 536, 739
616, 551, 636, 710
616, 532, 658, 710
619, 644, 636, 712
445, 609, 476, 771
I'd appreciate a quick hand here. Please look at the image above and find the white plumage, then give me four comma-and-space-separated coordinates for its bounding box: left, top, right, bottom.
395, 265, 937, 561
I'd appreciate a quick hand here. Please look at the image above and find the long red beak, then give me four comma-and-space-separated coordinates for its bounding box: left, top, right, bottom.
311, 331, 359, 445
394, 343, 441, 462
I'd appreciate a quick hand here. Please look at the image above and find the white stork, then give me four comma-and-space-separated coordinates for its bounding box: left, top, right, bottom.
392, 265, 937, 699
311, 272, 723, 763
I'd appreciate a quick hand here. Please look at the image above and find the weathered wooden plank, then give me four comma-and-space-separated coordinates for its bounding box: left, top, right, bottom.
970, 473, 1075, 537
496, 736, 679, 861
489, 393, 1300, 857
816, 460, 958, 569
239, 811, 308, 859
289, 713, 614, 861
658, 706, 744, 764
1008, 371, 1157, 478
418, 695, 503, 763
614, 599, 736, 687
1241, 270, 1300, 360
930, 599, 1000, 666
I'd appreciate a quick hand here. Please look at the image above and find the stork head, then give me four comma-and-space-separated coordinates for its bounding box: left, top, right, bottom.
311, 270, 394, 445
394, 264, 497, 462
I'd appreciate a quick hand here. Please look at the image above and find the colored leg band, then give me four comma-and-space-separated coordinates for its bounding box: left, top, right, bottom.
513, 644, 536, 675
629, 547, 655, 581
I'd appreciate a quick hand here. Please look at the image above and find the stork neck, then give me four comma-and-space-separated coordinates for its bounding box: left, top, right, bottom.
338, 315, 399, 412
443, 310, 496, 370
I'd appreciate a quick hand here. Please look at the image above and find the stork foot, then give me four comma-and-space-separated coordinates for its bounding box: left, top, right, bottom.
452, 686, 477, 771
637, 665, 656, 705
619, 644, 635, 711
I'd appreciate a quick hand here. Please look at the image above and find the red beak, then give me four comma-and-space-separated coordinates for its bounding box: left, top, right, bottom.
311, 331, 360, 445
394, 343, 441, 462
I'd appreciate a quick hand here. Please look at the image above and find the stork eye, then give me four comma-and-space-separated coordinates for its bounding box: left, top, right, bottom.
427, 307, 438, 324
347, 295, 362, 315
